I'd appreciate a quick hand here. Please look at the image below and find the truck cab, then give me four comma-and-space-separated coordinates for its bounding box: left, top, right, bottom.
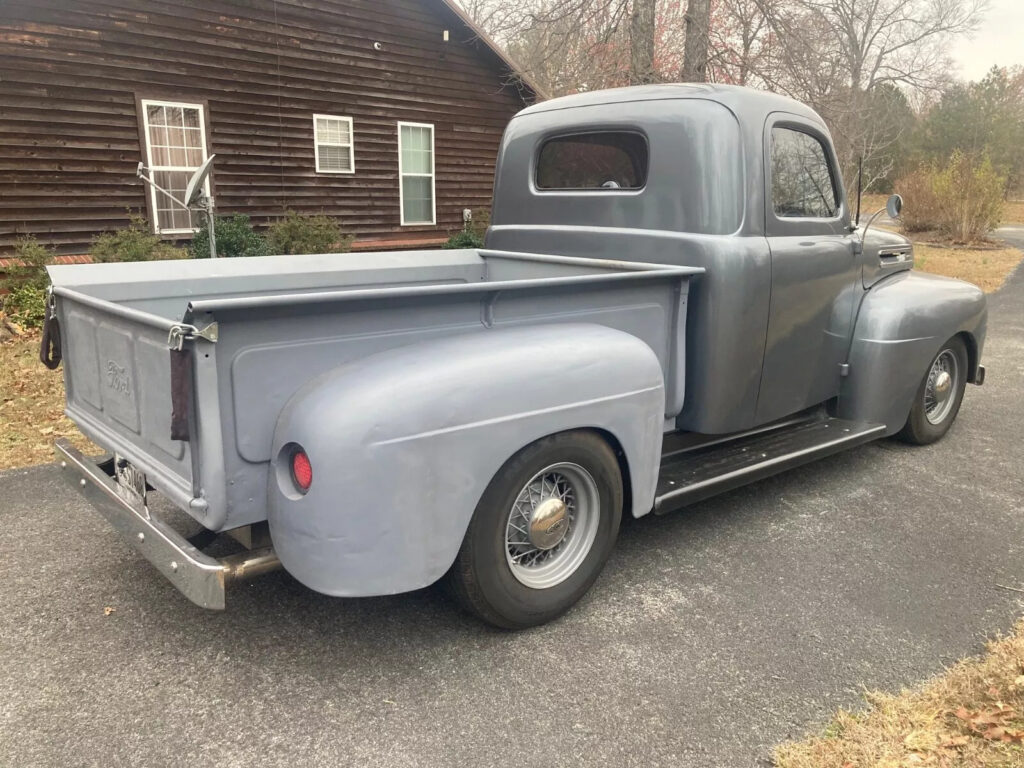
47, 85, 986, 629
487, 83, 986, 436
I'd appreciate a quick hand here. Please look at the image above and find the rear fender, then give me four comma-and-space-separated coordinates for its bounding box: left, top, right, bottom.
838, 271, 987, 434
268, 323, 665, 597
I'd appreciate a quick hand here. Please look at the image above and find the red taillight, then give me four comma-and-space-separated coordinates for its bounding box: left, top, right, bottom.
291, 449, 313, 493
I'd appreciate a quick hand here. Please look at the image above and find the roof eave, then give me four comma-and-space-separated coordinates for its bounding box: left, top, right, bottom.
437, 0, 549, 102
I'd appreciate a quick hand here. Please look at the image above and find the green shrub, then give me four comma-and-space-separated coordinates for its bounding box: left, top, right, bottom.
190, 214, 269, 259
898, 152, 1006, 241
91, 215, 187, 262
932, 151, 1005, 242
266, 211, 352, 255
469, 207, 490, 241
441, 208, 490, 249
1, 236, 53, 328
4, 236, 51, 288
442, 229, 485, 249
3, 283, 48, 328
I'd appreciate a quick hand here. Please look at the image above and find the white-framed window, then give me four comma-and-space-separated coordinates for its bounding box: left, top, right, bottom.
140, 99, 210, 235
314, 114, 355, 174
397, 121, 435, 225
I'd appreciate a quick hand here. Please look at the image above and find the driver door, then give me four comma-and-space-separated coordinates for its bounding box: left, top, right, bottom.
755, 115, 861, 424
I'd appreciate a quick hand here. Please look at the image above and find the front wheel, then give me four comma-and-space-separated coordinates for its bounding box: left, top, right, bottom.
896, 336, 969, 445
445, 430, 623, 629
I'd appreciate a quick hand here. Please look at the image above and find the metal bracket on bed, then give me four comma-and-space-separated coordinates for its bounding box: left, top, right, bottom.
167, 322, 219, 350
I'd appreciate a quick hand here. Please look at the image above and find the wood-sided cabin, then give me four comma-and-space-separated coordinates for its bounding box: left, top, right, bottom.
0, 0, 540, 254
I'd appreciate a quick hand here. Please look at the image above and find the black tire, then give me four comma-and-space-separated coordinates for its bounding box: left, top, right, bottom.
445, 430, 623, 629
896, 335, 969, 445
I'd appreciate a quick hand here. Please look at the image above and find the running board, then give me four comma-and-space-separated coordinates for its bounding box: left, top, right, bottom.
654, 417, 886, 513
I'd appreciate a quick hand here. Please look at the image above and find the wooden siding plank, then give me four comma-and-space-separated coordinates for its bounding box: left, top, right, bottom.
0, 0, 529, 253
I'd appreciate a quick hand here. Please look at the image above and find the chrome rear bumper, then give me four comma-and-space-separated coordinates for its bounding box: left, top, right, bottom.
55, 439, 280, 609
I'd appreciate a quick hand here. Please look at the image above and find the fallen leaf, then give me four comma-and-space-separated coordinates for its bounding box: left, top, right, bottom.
103, 606, 116, 616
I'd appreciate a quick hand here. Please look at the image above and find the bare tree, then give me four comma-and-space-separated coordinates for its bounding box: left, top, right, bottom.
757, 0, 986, 186
460, 0, 679, 95
458, 0, 985, 180
681, 0, 712, 81
630, 0, 658, 84
706, 0, 774, 85
457, 0, 529, 41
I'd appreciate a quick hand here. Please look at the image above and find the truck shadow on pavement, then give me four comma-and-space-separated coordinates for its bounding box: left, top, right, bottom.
129, 440, 917, 666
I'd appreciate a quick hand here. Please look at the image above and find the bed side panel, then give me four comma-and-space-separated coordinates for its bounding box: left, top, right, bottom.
216, 276, 690, 529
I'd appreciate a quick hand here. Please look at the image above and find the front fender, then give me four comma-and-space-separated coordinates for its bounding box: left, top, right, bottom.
268, 323, 666, 597
838, 270, 987, 434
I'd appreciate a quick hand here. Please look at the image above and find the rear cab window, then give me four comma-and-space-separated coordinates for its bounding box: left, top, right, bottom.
536, 132, 648, 191
770, 126, 839, 218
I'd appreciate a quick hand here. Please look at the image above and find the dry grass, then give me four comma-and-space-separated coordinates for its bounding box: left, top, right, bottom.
0, 334, 96, 470
858, 193, 891, 218
1004, 200, 1024, 225
859, 194, 1024, 229
914, 245, 1023, 293
775, 619, 1024, 768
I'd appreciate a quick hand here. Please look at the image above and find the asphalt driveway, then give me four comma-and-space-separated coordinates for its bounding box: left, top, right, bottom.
2, 257, 1023, 767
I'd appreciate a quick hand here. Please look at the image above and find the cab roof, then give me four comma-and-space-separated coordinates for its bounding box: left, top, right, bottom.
515, 83, 824, 127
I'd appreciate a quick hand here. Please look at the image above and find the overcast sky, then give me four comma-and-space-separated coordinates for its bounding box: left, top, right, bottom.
950, 0, 1024, 81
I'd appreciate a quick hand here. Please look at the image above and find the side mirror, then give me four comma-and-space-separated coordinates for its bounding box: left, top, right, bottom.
858, 193, 904, 245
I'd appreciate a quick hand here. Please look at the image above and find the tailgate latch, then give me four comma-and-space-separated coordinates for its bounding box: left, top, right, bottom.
167, 322, 218, 350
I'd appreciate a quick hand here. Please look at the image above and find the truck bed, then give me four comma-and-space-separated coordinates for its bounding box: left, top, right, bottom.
48, 248, 701, 531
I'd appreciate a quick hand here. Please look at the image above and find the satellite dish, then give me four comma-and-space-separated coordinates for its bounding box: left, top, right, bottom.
184, 154, 216, 207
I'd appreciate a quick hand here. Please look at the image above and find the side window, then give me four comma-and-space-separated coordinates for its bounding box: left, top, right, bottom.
314, 114, 355, 174
398, 122, 435, 226
141, 100, 209, 234
770, 127, 838, 218
536, 132, 648, 190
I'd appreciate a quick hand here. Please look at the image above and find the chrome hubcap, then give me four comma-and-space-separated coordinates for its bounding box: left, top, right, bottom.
924, 349, 959, 425
505, 462, 600, 590
528, 497, 569, 550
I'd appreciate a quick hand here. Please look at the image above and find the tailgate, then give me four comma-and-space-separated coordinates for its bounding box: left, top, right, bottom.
54, 289, 196, 511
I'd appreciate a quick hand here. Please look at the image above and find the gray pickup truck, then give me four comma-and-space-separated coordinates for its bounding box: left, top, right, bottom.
45, 84, 987, 629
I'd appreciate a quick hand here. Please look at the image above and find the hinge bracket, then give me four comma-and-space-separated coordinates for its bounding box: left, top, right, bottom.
167, 322, 219, 350
194, 322, 219, 343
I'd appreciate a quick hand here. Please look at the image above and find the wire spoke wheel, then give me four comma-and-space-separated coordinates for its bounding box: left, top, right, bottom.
447, 431, 623, 628
504, 462, 600, 590
923, 349, 960, 425
897, 335, 969, 446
